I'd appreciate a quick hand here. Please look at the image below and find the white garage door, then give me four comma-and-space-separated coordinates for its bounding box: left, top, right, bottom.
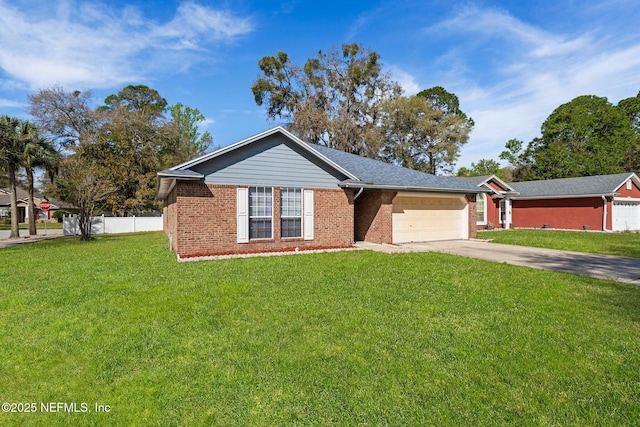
392, 194, 468, 243
612, 200, 640, 231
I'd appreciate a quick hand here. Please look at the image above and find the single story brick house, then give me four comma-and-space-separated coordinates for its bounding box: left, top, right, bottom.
451, 175, 518, 229
0, 187, 62, 222
156, 127, 484, 258
508, 173, 640, 231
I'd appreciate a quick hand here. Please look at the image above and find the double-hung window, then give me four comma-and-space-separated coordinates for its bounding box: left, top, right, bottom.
281, 188, 302, 238
249, 187, 273, 239
476, 193, 486, 224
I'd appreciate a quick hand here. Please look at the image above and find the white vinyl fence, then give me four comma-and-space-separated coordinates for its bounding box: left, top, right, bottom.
63, 214, 163, 236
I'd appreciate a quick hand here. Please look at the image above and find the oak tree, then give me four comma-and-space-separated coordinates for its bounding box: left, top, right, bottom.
252, 43, 402, 158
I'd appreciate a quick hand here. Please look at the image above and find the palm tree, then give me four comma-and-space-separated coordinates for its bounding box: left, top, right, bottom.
19, 121, 59, 236
0, 115, 22, 238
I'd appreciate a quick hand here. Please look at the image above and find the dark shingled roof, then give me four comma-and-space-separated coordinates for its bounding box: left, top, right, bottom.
449, 175, 495, 186
509, 173, 635, 198
308, 144, 479, 192
157, 126, 483, 199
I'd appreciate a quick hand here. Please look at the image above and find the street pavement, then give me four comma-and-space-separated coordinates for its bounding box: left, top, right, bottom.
0, 228, 64, 248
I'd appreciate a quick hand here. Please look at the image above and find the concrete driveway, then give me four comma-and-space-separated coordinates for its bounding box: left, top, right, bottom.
357, 240, 640, 285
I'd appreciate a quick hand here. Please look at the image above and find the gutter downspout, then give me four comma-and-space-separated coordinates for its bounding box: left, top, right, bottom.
601, 195, 610, 232
353, 187, 364, 200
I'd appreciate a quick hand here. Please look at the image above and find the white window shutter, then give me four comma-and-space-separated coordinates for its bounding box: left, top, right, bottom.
237, 188, 249, 243
303, 190, 314, 240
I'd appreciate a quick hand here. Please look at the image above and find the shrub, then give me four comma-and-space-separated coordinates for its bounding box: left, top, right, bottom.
52, 209, 71, 223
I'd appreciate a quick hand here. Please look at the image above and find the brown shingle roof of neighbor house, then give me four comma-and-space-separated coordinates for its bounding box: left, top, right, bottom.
509, 173, 640, 199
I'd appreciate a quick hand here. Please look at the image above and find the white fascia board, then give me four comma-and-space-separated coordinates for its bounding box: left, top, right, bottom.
612, 172, 640, 193
339, 182, 487, 194
481, 175, 517, 192
512, 193, 618, 200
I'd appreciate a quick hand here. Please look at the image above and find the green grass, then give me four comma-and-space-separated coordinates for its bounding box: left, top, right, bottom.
0, 222, 63, 230
480, 229, 640, 258
1, 232, 639, 425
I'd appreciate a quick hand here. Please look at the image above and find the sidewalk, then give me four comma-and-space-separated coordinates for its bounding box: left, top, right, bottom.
0, 229, 64, 249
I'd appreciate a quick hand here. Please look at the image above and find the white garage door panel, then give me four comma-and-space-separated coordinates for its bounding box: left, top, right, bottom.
393, 196, 467, 243
612, 201, 640, 231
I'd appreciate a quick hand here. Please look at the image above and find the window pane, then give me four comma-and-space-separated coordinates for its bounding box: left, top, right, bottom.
249, 187, 272, 239
476, 194, 485, 222
281, 218, 302, 238
281, 188, 302, 237
281, 188, 302, 217
250, 218, 272, 239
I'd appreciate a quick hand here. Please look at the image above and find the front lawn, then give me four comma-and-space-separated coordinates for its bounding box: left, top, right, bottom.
0, 222, 63, 230
480, 229, 640, 258
1, 232, 639, 425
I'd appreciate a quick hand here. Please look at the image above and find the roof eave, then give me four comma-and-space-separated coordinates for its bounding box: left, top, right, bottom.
512, 192, 618, 200
156, 173, 204, 200
339, 182, 488, 193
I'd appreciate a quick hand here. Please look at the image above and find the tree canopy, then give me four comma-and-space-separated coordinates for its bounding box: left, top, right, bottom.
457, 158, 512, 181
252, 43, 402, 158
252, 44, 472, 174
29, 84, 212, 237
501, 93, 639, 180
382, 89, 474, 175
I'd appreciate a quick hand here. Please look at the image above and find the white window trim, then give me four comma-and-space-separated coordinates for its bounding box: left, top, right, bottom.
476, 193, 487, 225
249, 186, 274, 240
627, 180, 633, 191
280, 187, 303, 239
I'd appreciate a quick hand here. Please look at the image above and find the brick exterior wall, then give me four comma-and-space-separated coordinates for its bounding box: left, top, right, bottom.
466, 194, 477, 239
354, 191, 397, 244
171, 183, 354, 258
511, 197, 606, 230
163, 185, 178, 251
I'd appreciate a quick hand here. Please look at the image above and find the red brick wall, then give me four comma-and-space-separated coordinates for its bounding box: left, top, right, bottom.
354, 191, 397, 244
511, 197, 605, 230
163, 185, 178, 251
172, 183, 354, 258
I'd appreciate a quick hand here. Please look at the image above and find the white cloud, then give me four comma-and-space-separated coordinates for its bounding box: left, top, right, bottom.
0, 0, 254, 90
200, 117, 215, 129
0, 98, 26, 109
388, 66, 421, 95
429, 5, 640, 170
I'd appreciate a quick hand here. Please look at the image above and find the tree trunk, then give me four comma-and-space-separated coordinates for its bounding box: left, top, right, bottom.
8, 166, 19, 239
78, 207, 92, 241
27, 166, 37, 236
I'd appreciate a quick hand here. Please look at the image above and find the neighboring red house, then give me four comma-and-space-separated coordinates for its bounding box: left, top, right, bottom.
452, 175, 518, 229
509, 173, 640, 231
156, 127, 484, 259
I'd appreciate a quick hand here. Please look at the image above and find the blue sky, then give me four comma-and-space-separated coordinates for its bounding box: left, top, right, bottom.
1, 0, 640, 172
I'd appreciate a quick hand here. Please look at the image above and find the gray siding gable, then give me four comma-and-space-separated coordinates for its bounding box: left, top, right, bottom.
191, 134, 348, 188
